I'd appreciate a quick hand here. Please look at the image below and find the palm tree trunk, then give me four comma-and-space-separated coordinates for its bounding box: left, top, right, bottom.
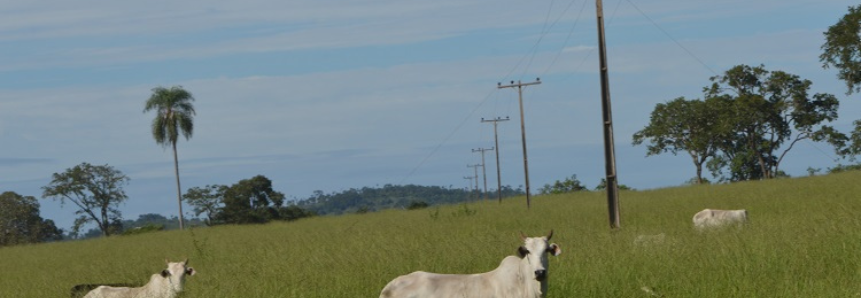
173, 141, 185, 230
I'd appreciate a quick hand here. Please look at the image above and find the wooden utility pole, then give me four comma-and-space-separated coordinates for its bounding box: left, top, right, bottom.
498, 79, 541, 208
596, 0, 621, 229
481, 116, 510, 203
472, 147, 494, 201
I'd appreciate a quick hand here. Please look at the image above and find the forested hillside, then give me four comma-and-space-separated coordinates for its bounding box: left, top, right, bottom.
293, 184, 524, 215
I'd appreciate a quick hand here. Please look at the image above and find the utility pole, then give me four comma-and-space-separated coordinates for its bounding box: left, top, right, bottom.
482, 116, 510, 203
472, 147, 494, 201
596, 0, 621, 229
497, 79, 541, 208
463, 176, 475, 201
467, 164, 481, 194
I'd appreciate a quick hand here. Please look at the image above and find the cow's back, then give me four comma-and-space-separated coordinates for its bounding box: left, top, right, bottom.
693, 208, 747, 229
381, 271, 504, 298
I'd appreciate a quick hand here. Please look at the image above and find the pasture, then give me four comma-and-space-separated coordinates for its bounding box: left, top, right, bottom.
2, 171, 861, 297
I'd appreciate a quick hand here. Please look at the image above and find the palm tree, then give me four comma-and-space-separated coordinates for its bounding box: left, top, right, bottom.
144, 86, 195, 230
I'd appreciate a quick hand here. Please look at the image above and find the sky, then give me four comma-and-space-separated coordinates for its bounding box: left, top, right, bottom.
1, 0, 859, 231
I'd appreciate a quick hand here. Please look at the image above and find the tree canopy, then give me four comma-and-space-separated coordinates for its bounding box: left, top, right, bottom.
635, 65, 845, 182
633, 96, 730, 184
0, 191, 62, 246
704, 64, 842, 180
183, 184, 228, 226
217, 175, 286, 224
41, 162, 129, 237
821, 5, 861, 95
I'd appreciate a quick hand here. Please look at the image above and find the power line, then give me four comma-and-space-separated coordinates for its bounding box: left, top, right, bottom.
624, 0, 719, 76
521, 0, 582, 79
541, 0, 590, 77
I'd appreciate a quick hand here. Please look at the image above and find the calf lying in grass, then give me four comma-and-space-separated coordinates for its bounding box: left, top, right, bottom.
83, 259, 196, 298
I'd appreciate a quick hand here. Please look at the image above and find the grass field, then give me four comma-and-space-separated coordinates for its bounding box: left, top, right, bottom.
2, 171, 861, 297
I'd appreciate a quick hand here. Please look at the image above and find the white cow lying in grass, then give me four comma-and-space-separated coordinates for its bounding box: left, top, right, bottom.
379, 230, 562, 298
693, 209, 748, 230
83, 259, 196, 298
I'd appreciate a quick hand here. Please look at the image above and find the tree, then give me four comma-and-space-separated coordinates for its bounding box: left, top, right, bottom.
41, 162, 129, 237
821, 5, 861, 95
144, 86, 196, 230
633, 96, 729, 184
0, 191, 62, 246
594, 179, 633, 191
278, 205, 316, 221
538, 175, 587, 195
704, 64, 843, 180
217, 175, 285, 224
183, 184, 227, 226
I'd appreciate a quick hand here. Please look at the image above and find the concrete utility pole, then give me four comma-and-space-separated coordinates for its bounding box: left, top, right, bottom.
472, 147, 494, 201
596, 0, 621, 229
497, 79, 541, 209
481, 116, 510, 203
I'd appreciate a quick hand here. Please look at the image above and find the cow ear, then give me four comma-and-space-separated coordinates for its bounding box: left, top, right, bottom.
548, 243, 561, 256
517, 246, 529, 258
186, 267, 196, 276
160, 270, 170, 278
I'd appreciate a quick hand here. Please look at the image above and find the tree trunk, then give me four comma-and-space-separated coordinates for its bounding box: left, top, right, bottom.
173, 141, 185, 230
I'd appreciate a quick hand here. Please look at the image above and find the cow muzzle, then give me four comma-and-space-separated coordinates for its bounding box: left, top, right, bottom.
534, 269, 547, 281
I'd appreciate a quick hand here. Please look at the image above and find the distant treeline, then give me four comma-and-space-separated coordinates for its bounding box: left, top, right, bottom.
293, 184, 525, 215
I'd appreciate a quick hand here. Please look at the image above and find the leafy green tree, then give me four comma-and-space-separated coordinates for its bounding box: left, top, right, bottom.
0, 191, 62, 246
218, 175, 285, 224
538, 175, 587, 195
633, 96, 729, 184
144, 86, 196, 230
41, 162, 129, 237
821, 5, 861, 95
183, 184, 227, 226
705, 64, 843, 180
594, 178, 633, 191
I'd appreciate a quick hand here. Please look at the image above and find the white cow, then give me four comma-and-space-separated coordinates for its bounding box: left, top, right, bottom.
379, 231, 562, 298
693, 209, 748, 230
83, 259, 196, 298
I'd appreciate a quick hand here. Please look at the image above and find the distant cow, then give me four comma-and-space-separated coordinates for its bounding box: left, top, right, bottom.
379, 230, 562, 298
83, 259, 196, 298
693, 209, 748, 230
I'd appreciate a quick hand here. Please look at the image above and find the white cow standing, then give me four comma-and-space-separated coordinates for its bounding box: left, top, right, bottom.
379, 231, 562, 298
83, 259, 196, 298
693, 209, 748, 230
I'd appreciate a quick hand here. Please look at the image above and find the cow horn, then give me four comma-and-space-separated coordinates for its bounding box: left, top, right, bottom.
183, 258, 189, 265
547, 229, 553, 240
519, 231, 527, 241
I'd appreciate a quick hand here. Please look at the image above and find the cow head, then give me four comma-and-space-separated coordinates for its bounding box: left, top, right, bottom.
517, 230, 562, 281
160, 259, 196, 291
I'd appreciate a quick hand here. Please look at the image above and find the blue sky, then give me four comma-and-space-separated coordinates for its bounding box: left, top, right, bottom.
1, 0, 858, 231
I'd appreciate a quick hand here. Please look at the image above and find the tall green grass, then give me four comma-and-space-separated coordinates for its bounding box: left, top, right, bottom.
2, 171, 860, 297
